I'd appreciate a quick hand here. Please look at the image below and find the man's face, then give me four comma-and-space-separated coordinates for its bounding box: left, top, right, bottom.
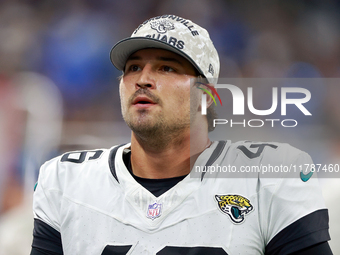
119, 48, 200, 139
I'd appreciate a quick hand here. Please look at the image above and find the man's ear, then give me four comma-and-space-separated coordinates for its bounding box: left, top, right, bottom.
204, 83, 216, 108
196, 81, 217, 108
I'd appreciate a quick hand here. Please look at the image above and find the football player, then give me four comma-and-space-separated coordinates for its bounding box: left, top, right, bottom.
30, 15, 332, 254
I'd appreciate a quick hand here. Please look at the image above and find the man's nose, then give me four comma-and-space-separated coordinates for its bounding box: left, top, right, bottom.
136, 64, 156, 89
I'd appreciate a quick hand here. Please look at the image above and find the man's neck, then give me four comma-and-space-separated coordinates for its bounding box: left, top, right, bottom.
130, 129, 210, 179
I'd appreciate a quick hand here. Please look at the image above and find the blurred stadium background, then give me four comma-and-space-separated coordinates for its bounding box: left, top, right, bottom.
0, 0, 339, 254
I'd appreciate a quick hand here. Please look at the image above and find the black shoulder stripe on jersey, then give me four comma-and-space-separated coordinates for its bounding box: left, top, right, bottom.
31, 218, 63, 254
109, 144, 127, 183
201, 140, 227, 181
265, 209, 330, 255
289, 241, 332, 255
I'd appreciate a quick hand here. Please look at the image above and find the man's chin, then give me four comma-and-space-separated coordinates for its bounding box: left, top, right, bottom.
128, 120, 159, 135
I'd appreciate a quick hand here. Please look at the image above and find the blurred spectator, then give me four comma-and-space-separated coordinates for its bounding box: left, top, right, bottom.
0, 76, 25, 214
0, 2, 41, 75
41, 2, 120, 120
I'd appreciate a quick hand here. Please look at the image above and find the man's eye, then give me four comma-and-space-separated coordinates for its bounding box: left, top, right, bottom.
129, 65, 140, 72
162, 66, 174, 72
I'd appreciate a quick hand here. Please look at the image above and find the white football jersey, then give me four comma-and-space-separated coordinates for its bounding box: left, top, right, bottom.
33, 140, 329, 255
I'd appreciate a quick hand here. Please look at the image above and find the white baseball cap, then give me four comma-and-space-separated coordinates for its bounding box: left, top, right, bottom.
110, 14, 220, 84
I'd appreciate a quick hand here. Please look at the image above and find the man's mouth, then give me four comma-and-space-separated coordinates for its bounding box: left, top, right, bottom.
132, 96, 157, 106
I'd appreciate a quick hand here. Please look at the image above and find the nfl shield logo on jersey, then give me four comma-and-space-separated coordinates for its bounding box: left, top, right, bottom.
147, 202, 162, 220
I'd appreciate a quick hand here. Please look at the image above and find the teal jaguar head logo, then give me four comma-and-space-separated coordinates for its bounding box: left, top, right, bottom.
215, 194, 254, 224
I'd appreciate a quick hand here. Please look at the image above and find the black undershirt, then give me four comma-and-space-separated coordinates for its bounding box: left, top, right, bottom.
122, 149, 187, 197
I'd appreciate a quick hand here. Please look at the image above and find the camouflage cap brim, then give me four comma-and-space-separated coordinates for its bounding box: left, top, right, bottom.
110, 37, 204, 77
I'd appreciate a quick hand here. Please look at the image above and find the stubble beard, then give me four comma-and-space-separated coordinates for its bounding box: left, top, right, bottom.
122, 87, 200, 150
123, 107, 192, 149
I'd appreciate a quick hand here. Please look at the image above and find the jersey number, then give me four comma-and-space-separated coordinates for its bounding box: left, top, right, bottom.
102, 245, 228, 254
60, 150, 104, 163
237, 143, 277, 159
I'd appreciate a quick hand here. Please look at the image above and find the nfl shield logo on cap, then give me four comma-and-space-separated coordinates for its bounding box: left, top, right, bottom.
147, 202, 162, 220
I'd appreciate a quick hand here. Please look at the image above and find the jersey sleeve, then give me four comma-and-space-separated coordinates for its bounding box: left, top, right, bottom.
289, 241, 332, 255
31, 218, 63, 254
32, 157, 64, 251
260, 149, 330, 254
